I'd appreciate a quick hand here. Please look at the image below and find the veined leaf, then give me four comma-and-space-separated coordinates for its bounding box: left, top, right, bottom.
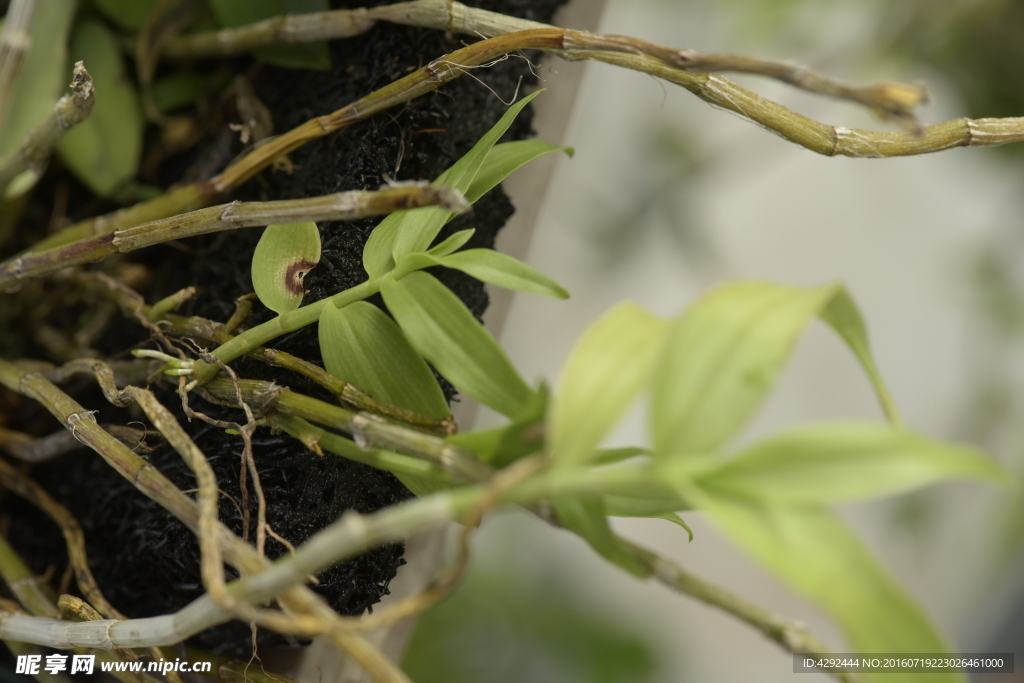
58, 20, 143, 197
551, 303, 671, 467
209, 0, 331, 70
696, 422, 1007, 503
651, 281, 898, 456
381, 271, 533, 418
392, 248, 568, 299
603, 494, 694, 541
318, 301, 450, 421
554, 496, 647, 577
684, 483, 963, 683
251, 221, 321, 314
464, 140, 573, 204
364, 92, 544, 278
427, 229, 475, 258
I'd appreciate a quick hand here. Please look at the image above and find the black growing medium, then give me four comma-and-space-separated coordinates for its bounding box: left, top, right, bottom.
6, 0, 567, 656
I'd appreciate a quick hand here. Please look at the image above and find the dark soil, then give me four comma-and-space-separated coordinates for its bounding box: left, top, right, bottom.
4, 0, 566, 657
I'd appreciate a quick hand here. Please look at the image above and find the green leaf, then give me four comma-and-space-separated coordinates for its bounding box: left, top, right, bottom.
381, 271, 533, 418
684, 484, 963, 683
0, 0, 76, 195
603, 494, 693, 541
464, 140, 573, 204
251, 221, 321, 314
363, 93, 548, 278
554, 496, 647, 577
318, 301, 450, 421
209, 0, 331, 70
151, 74, 207, 114
57, 20, 143, 197
93, 0, 157, 30
695, 422, 1006, 503
551, 303, 671, 467
427, 229, 475, 257
436, 249, 569, 299
447, 385, 547, 467
651, 281, 898, 456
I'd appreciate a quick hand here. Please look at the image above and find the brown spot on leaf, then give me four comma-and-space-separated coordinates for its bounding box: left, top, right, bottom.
285, 259, 317, 295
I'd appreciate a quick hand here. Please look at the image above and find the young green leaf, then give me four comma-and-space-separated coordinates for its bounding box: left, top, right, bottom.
381, 271, 534, 418
554, 496, 647, 577
427, 229, 476, 258
57, 20, 143, 197
464, 140, 574, 204
683, 484, 963, 682
603, 494, 694, 541
436, 249, 569, 299
551, 303, 671, 467
318, 300, 450, 421
252, 221, 321, 314
651, 281, 899, 457
209, 0, 331, 70
694, 422, 1006, 503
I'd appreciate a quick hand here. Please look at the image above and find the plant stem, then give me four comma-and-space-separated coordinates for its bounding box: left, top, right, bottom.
0, 62, 95, 197
0, 184, 465, 286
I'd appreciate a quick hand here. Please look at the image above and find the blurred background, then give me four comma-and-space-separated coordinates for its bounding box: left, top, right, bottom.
403, 0, 1024, 681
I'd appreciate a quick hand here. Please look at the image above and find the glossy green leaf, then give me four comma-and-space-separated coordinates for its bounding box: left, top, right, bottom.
0, 0, 76, 195
651, 281, 899, 456
427, 229, 475, 257
684, 484, 962, 682
446, 385, 547, 467
464, 140, 573, 204
57, 20, 143, 197
209, 0, 331, 70
437, 249, 569, 299
363, 93, 548, 278
696, 422, 1007, 503
381, 271, 533, 418
554, 496, 647, 577
603, 494, 693, 541
93, 0, 157, 30
551, 303, 671, 467
252, 221, 321, 314
318, 301, 450, 421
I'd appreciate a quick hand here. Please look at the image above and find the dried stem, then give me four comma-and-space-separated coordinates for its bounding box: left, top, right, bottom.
0, 0, 36, 136
0, 62, 95, 197
0, 183, 466, 286
0, 423, 154, 463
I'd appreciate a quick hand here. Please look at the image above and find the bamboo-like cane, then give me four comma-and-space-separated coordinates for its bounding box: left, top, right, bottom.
0, 183, 465, 285
0, 62, 95, 197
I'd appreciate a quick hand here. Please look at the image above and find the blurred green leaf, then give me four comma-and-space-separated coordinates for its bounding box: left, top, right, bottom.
603, 494, 693, 541
447, 385, 547, 467
554, 496, 646, 577
251, 221, 321, 314
0, 0, 76, 195
694, 422, 1006, 503
151, 73, 207, 114
403, 556, 660, 683
208, 0, 331, 70
651, 281, 897, 456
464, 140, 573, 204
93, 0, 157, 30
318, 300, 450, 421
363, 93, 547, 278
683, 484, 963, 683
382, 271, 533, 418
551, 303, 670, 467
57, 20, 143, 197
427, 229, 475, 258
